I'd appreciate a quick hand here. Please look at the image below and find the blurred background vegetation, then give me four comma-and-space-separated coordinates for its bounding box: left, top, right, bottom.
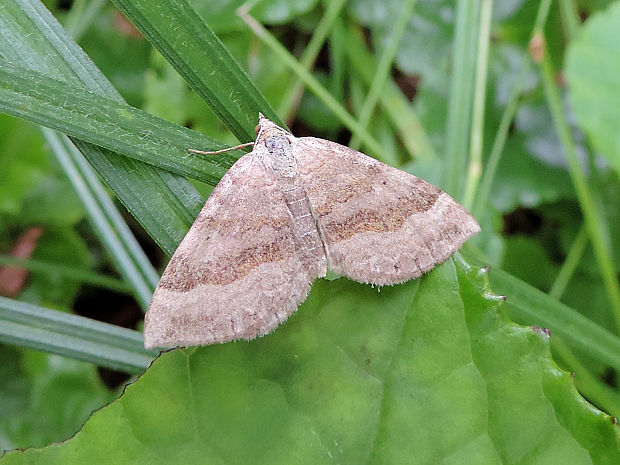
1, 0, 620, 453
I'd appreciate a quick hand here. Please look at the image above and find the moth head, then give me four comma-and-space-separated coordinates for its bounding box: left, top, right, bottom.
255, 113, 291, 143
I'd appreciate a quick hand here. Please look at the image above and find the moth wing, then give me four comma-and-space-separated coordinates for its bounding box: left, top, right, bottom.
294, 137, 480, 285
144, 155, 326, 349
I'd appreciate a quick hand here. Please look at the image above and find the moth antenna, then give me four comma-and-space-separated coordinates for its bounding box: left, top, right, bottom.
188, 141, 254, 155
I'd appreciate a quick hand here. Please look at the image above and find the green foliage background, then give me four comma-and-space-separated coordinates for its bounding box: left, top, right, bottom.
0, 0, 620, 462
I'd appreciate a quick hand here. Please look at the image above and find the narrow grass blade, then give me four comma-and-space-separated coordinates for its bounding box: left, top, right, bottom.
110, 0, 281, 140
348, 0, 417, 151
462, 0, 492, 210
343, 27, 437, 164
443, 0, 479, 197
238, 6, 387, 161
0, 0, 205, 253
0, 256, 131, 294
0, 296, 155, 373
0, 63, 235, 185
44, 129, 157, 308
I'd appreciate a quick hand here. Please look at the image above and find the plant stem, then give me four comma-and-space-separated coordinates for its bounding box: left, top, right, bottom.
549, 226, 588, 300
539, 46, 620, 333
462, 0, 493, 210
443, 0, 480, 197
277, 0, 347, 122
348, 0, 417, 151
0, 255, 132, 295
238, 4, 387, 161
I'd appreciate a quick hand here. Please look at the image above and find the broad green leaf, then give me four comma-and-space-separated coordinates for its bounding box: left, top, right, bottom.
461, 250, 620, 379
2, 258, 618, 464
565, 1, 620, 176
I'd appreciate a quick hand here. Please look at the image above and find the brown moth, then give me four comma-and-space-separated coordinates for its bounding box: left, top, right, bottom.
144, 114, 480, 349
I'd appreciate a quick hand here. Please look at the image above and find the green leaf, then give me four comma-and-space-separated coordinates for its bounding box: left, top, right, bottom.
565, 1, 620, 176
2, 259, 618, 464
481, 263, 620, 377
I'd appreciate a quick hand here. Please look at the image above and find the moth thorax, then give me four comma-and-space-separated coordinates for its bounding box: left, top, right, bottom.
264, 134, 296, 178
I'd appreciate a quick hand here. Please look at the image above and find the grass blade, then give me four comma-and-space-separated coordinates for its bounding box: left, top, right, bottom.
44, 129, 157, 307
110, 0, 281, 140
348, 0, 417, 151
0, 63, 234, 184
0, 296, 155, 373
343, 27, 438, 164
462, 0, 492, 210
538, 40, 620, 332
0, 0, 205, 253
443, 0, 479, 197
0, 256, 131, 294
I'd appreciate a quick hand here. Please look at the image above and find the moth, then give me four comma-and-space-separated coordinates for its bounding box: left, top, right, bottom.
144, 114, 480, 349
